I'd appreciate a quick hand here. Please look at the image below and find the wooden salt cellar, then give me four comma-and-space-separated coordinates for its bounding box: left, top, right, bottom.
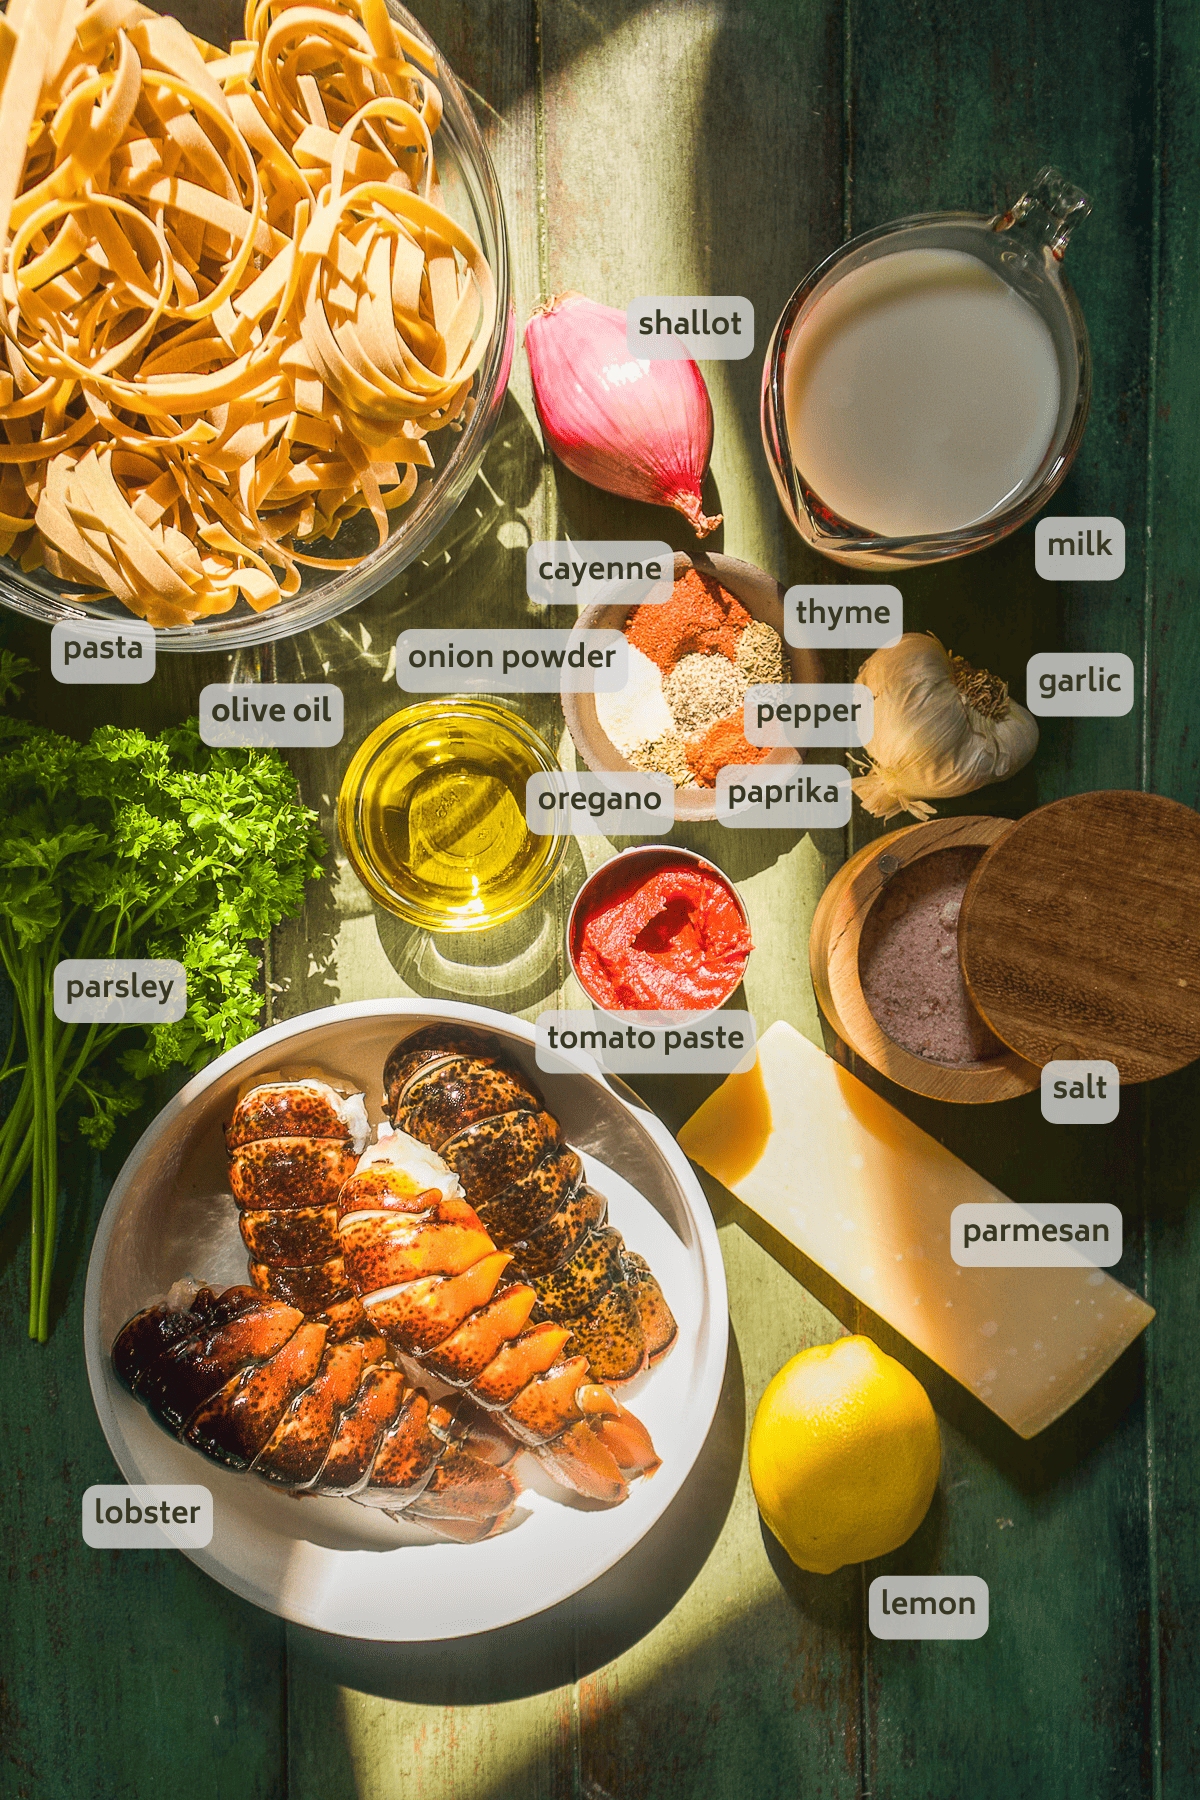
809, 815, 1040, 1103
811, 792, 1200, 1103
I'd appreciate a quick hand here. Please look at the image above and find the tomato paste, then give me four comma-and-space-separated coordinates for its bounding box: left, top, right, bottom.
573, 862, 751, 1010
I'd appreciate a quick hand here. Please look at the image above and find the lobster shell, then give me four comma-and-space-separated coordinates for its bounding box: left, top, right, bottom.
112, 1032, 669, 1541
382, 1026, 678, 1383
337, 1132, 661, 1505
219, 1077, 662, 1509
112, 1284, 518, 1540
226, 1080, 366, 1313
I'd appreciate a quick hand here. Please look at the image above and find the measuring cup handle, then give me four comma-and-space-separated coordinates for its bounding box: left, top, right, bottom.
992, 167, 1092, 261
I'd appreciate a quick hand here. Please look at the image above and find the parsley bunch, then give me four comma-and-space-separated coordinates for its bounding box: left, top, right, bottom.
0, 655, 325, 1340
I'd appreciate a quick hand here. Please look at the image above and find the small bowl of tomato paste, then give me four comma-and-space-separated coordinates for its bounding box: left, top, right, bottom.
568, 845, 752, 1012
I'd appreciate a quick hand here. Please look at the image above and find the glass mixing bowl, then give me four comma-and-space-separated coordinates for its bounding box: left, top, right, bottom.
0, 0, 514, 650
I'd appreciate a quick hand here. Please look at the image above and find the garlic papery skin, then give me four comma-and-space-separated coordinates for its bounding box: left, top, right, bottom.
524, 292, 722, 535
851, 634, 1039, 821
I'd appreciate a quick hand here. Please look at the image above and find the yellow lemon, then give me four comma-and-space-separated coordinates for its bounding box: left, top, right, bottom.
748, 1335, 941, 1575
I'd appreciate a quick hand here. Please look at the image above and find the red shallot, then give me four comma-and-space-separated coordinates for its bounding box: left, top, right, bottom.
524, 293, 722, 536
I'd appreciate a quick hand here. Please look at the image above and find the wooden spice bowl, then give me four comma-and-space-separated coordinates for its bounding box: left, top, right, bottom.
809, 815, 1042, 1104
562, 550, 822, 824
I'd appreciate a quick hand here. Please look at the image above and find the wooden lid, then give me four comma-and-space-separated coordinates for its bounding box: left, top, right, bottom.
958, 791, 1200, 1082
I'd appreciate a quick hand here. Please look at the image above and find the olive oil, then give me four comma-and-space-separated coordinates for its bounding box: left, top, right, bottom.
338, 701, 566, 930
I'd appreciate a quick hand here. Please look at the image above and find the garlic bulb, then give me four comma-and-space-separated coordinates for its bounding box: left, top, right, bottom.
852, 634, 1038, 821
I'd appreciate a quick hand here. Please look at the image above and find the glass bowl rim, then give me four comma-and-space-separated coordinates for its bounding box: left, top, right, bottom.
337, 696, 569, 931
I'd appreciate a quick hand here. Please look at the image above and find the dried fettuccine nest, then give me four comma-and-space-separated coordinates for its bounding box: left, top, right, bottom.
0, 0, 496, 625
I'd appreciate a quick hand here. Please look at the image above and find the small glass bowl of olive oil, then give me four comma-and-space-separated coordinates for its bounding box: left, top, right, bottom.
337, 699, 568, 931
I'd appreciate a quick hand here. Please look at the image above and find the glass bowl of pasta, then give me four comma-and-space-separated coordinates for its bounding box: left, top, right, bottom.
0, 0, 513, 648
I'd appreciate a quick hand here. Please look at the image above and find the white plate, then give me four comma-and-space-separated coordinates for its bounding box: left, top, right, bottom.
83, 1000, 728, 1640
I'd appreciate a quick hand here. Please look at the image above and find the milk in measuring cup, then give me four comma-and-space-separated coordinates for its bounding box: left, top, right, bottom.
784, 248, 1061, 539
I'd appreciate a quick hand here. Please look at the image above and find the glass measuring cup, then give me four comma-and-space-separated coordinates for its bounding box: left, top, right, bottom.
761, 169, 1092, 569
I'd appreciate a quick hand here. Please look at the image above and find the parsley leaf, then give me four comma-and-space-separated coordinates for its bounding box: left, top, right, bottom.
0, 674, 325, 1340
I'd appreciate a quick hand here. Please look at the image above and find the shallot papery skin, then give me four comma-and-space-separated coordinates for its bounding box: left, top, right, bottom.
525, 293, 722, 536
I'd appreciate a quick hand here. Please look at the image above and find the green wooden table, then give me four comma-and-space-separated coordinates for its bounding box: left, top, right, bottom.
3, 1, 1198, 1794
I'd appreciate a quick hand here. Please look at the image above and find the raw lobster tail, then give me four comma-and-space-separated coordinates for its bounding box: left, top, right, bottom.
112, 1280, 518, 1542
381, 1027, 678, 1383
225, 1078, 370, 1318
337, 1131, 661, 1504
113, 1032, 668, 1539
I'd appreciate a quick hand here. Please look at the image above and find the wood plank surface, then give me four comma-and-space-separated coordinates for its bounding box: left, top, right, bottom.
0, 1110, 287, 1800
284, 4, 861, 1797
1, 0, 1195, 1796
843, 4, 1160, 1798
539, 5, 861, 1799
1140, 3, 1200, 1796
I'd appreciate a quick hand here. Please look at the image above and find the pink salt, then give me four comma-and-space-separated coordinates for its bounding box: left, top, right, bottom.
858, 848, 1003, 1066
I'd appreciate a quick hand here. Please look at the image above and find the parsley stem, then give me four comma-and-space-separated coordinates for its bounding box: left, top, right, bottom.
0, 926, 57, 1334
0, 1012, 19, 1082
129, 858, 219, 937
0, 1112, 34, 1216
35, 957, 57, 1342
0, 1016, 120, 1222
0, 926, 34, 1217
17, 957, 45, 1340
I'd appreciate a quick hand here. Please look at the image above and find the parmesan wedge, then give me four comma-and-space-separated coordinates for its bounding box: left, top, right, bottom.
678, 1022, 1154, 1438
